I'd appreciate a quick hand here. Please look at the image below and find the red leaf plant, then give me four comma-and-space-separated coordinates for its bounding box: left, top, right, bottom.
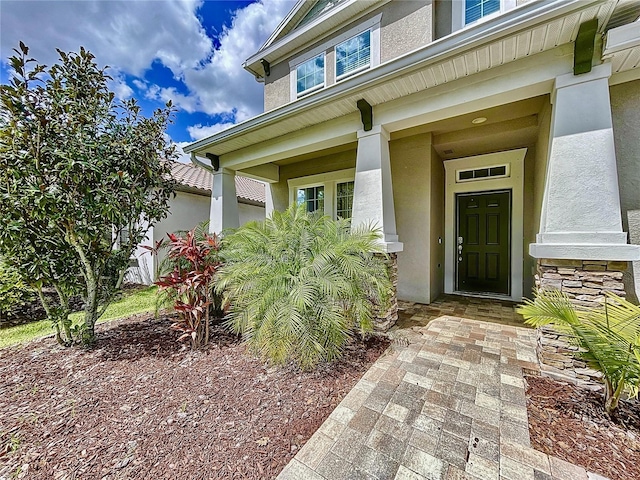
155, 229, 222, 348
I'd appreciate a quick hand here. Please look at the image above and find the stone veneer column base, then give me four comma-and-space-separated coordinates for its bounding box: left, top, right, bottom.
373, 253, 398, 332
534, 258, 629, 391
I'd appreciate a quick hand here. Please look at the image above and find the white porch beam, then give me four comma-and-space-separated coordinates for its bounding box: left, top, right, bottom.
210, 168, 239, 234
351, 125, 403, 253
530, 63, 640, 261
238, 163, 280, 183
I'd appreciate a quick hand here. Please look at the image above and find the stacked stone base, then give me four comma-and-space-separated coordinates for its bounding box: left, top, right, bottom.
535, 258, 627, 308
373, 253, 398, 331
534, 258, 629, 391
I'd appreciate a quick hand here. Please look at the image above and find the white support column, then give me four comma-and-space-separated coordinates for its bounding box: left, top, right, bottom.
264, 183, 274, 219
530, 64, 639, 261
351, 125, 403, 253
210, 168, 239, 234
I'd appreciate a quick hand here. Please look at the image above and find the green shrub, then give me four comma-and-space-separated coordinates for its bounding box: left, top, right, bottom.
0, 259, 33, 318
217, 204, 391, 370
518, 289, 640, 414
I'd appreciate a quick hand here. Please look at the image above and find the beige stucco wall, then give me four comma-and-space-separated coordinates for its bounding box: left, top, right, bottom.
521, 99, 552, 299
239, 202, 266, 224
390, 133, 433, 303
264, 61, 291, 112
610, 79, 640, 301
269, 150, 357, 211
429, 146, 445, 302
380, 1, 432, 64
263, 0, 434, 111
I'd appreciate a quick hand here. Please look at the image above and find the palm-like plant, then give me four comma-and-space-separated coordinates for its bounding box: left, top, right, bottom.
518, 289, 640, 414
216, 204, 391, 370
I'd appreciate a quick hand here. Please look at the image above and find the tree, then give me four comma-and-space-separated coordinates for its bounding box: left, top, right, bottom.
0, 42, 176, 344
518, 289, 640, 414
216, 204, 391, 370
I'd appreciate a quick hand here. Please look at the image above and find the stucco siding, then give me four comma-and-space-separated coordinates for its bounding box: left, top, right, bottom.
264, 61, 291, 111
610, 79, 640, 300
390, 133, 433, 303
239, 203, 266, 224
270, 150, 357, 211
263, 0, 434, 111
521, 99, 552, 298
429, 146, 445, 302
610, 79, 640, 230
380, 1, 433, 64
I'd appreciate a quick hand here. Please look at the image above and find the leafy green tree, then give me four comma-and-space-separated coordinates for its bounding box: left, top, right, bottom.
217, 204, 391, 370
0, 257, 33, 321
0, 43, 176, 344
518, 289, 640, 414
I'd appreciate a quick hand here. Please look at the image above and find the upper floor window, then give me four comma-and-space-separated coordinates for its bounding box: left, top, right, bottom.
336, 30, 371, 81
465, 0, 500, 24
296, 54, 325, 97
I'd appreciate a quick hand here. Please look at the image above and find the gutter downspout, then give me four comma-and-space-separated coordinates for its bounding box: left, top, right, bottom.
190, 153, 214, 172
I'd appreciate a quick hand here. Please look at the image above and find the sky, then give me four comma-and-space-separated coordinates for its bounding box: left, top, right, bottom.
0, 0, 296, 161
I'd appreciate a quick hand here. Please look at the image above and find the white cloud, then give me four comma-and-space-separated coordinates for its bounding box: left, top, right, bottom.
187, 123, 235, 141
0, 0, 212, 77
109, 74, 134, 100
1, 0, 296, 133
174, 142, 193, 163
181, 0, 294, 121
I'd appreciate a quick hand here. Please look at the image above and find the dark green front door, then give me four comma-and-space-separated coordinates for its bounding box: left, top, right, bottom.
456, 190, 511, 295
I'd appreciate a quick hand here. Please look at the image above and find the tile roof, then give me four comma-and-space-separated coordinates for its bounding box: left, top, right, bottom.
169, 161, 265, 205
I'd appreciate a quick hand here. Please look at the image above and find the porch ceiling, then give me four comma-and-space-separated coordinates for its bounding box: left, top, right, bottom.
186, 0, 618, 160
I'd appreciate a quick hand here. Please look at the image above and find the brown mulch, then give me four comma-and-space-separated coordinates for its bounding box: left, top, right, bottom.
526, 375, 640, 480
0, 313, 389, 479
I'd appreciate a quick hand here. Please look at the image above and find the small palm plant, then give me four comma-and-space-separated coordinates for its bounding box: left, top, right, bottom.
518, 289, 640, 414
216, 204, 391, 370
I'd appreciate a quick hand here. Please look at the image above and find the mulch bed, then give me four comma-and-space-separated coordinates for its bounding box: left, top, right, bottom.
0, 313, 389, 479
526, 375, 640, 480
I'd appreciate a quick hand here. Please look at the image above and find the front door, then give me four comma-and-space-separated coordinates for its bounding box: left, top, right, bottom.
456, 190, 511, 295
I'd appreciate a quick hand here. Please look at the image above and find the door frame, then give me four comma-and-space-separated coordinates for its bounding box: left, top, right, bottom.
455, 189, 512, 295
444, 148, 526, 301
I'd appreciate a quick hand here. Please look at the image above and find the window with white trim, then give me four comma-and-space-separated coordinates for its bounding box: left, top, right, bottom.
336, 30, 371, 80
295, 54, 325, 97
297, 185, 325, 213
289, 169, 355, 220
289, 14, 381, 102
465, 0, 500, 24
335, 181, 354, 219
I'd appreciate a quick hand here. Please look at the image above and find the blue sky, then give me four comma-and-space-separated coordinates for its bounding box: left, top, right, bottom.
0, 0, 295, 161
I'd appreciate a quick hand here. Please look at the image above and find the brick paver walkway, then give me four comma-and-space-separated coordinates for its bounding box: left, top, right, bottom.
277, 316, 606, 480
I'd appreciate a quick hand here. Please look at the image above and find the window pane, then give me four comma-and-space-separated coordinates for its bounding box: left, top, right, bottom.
336, 30, 371, 79
336, 181, 354, 219
296, 54, 325, 95
297, 186, 324, 213
465, 0, 500, 24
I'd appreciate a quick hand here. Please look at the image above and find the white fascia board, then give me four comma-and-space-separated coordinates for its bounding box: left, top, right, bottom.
259, 0, 308, 52
184, 0, 609, 156
603, 20, 640, 56
243, 0, 384, 75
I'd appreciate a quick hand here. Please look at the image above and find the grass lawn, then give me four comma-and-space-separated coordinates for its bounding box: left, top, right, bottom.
0, 286, 159, 349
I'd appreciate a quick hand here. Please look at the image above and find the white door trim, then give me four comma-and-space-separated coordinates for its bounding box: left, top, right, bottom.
444, 148, 526, 301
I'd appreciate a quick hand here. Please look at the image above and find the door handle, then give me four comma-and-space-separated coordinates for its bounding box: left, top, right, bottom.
458, 236, 463, 262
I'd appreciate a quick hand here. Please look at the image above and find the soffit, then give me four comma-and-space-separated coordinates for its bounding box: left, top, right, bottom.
193, 0, 617, 158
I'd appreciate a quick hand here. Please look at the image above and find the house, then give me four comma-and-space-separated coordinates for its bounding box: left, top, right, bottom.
184, 0, 640, 322
128, 161, 265, 284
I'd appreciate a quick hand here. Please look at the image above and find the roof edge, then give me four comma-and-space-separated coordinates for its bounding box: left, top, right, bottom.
186, 0, 610, 155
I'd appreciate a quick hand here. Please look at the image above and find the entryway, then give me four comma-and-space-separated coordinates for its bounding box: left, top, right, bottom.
456, 190, 511, 295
